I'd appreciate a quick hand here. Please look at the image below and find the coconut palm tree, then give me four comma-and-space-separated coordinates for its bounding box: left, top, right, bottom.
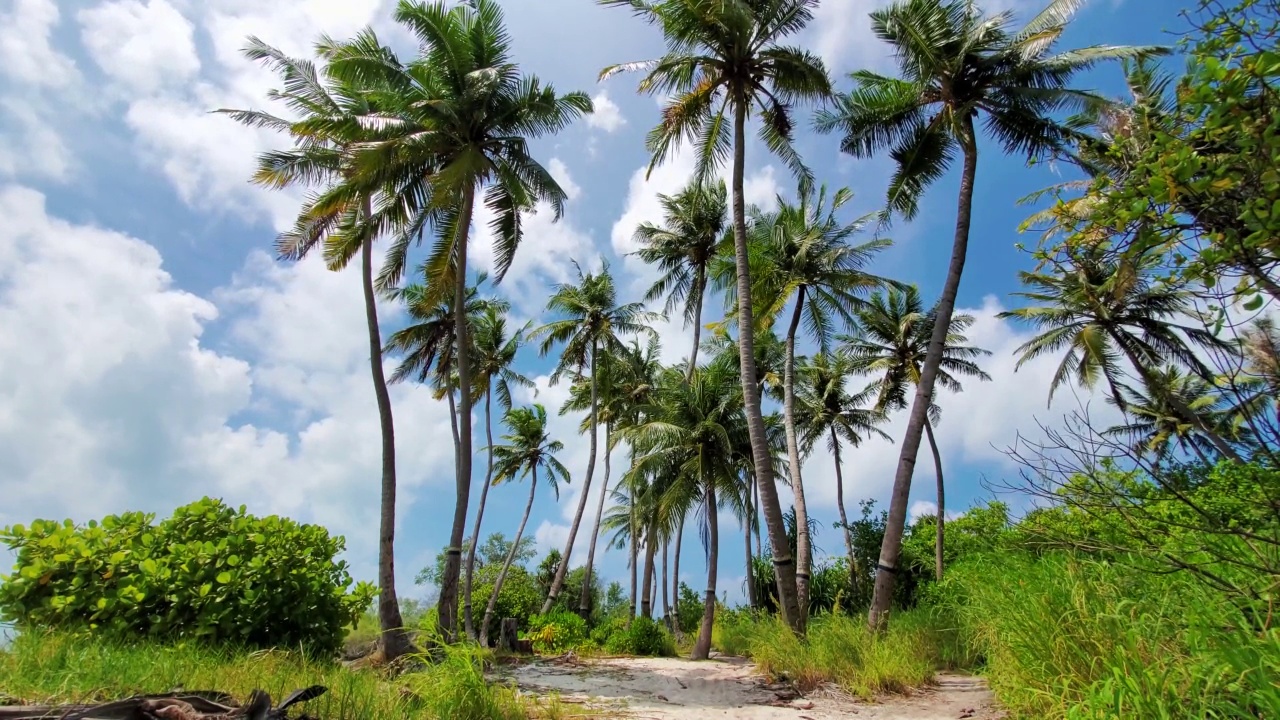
814, 0, 1162, 627
599, 0, 832, 630
843, 287, 990, 581
217, 37, 417, 658
793, 351, 892, 594
533, 261, 657, 614
1103, 367, 1237, 464
463, 304, 534, 639
479, 404, 570, 646
323, 0, 592, 640
1001, 247, 1242, 461
626, 361, 749, 658
749, 184, 895, 623
631, 179, 729, 379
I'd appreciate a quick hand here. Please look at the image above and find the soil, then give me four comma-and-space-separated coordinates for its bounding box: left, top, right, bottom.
495, 654, 1002, 719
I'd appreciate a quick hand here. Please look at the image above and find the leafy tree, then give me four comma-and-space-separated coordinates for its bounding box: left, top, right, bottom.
600, 0, 832, 631
631, 179, 729, 379
1103, 366, 1241, 464
217, 38, 414, 659
844, 287, 991, 580
324, 0, 591, 641
480, 404, 569, 645
749, 184, 895, 622
533, 261, 656, 615
815, 0, 1160, 628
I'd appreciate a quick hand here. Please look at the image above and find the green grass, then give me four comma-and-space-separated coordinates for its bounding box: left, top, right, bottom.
0, 630, 533, 720
712, 608, 945, 698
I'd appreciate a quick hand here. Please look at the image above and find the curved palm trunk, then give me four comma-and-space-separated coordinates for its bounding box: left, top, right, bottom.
731, 99, 801, 631
362, 201, 410, 661
744, 475, 758, 610
692, 482, 718, 660
782, 287, 812, 629
464, 389, 496, 639
640, 526, 657, 619
440, 184, 477, 643
542, 343, 600, 613
752, 472, 763, 555
629, 498, 639, 622
578, 422, 613, 619
661, 536, 671, 628
924, 419, 945, 582
687, 278, 705, 382
831, 429, 857, 598
870, 124, 976, 631
671, 513, 684, 633
480, 467, 538, 647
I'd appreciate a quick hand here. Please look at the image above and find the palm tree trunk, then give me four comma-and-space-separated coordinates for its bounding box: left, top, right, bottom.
464, 389, 495, 639
661, 536, 671, 629
542, 342, 600, 613
783, 286, 811, 629
579, 421, 612, 619
687, 277, 705, 382
924, 418, 945, 582
692, 482, 718, 660
831, 429, 857, 599
362, 198, 409, 660
629, 496, 639, 622
671, 513, 684, 632
731, 97, 801, 631
439, 183, 477, 643
480, 467, 538, 647
744, 475, 757, 610
640, 523, 657, 619
870, 122, 976, 631
752, 472, 763, 555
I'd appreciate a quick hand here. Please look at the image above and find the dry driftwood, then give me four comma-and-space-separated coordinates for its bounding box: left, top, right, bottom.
0, 686, 327, 720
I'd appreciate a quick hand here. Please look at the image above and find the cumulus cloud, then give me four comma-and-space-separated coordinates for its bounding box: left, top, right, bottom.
78, 0, 201, 94
0, 0, 78, 88
586, 91, 627, 133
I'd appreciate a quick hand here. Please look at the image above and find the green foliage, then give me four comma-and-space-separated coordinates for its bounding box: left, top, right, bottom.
601, 616, 675, 657
523, 609, 587, 654
469, 566, 542, 631
0, 498, 371, 656
673, 583, 703, 635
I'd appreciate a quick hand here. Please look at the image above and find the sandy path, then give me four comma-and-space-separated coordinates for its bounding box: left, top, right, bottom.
497, 655, 1001, 719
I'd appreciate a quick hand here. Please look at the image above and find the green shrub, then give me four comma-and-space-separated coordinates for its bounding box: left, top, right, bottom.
523, 609, 587, 654
674, 583, 702, 634
710, 607, 755, 657
0, 498, 373, 656
602, 617, 675, 657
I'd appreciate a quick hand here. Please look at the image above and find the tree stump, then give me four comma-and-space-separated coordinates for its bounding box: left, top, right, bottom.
499, 618, 519, 653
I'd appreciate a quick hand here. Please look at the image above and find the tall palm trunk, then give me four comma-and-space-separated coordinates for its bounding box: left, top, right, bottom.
480, 467, 538, 647
752, 472, 763, 555
870, 122, 977, 630
629, 495, 639, 622
1115, 340, 1243, 462
464, 389, 495, 639
831, 429, 857, 597
687, 278, 705, 382
661, 536, 672, 629
640, 521, 657, 619
439, 185, 477, 642
579, 422, 612, 619
671, 513, 684, 633
782, 286, 811, 628
692, 482, 718, 660
744, 475, 757, 609
542, 343, 600, 613
731, 98, 801, 631
362, 199, 409, 660
923, 419, 945, 582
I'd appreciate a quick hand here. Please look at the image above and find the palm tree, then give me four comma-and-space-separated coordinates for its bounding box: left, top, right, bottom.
626, 362, 749, 659
324, 0, 592, 640
814, 0, 1162, 628
533, 261, 657, 614
749, 184, 895, 623
1103, 367, 1236, 464
600, 0, 831, 630
463, 304, 534, 639
793, 351, 892, 594
217, 38, 416, 658
1001, 247, 1241, 461
631, 179, 729, 379
479, 404, 570, 646
844, 287, 991, 581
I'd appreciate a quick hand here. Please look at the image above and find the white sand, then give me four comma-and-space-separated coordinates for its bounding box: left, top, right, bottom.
496, 654, 1001, 719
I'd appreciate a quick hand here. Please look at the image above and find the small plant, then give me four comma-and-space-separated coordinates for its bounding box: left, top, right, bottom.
523, 610, 587, 654
0, 498, 373, 656
602, 617, 675, 657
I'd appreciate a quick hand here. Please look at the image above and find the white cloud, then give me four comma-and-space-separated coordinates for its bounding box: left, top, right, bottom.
0, 99, 73, 182
586, 91, 626, 133
0, 184, 455, 584
0, 0, 78, 88
78, 0, 201, 94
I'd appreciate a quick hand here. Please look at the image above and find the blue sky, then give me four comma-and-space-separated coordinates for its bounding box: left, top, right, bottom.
0, 0, 1183, 605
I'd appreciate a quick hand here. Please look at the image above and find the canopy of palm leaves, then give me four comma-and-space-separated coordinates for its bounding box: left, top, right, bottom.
492, 404, 570, 494
794, 351, 893, 455
1103, 366, 1241, 461
815, 0, 1166, 221
472, 304, 534, 411
383, 276, 493, 394
633, 179, 729, 323
533, 261, 659, 380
